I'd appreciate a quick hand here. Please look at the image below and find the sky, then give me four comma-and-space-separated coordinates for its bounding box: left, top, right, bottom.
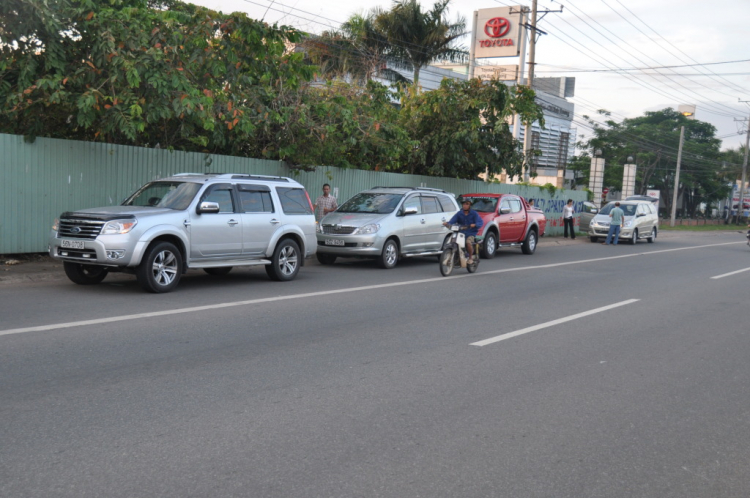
189, 0, 750, 152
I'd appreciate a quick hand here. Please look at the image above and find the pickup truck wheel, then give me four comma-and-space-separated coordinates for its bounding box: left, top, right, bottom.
481, 231, 497, 259
203, 267, 232, 276
521, 230, 537, 255
266, 239, 301, 281
63, 262, 109, 285
439, 249, 454, 276
378, 239, 399, 269
647, 227, 656, 243
316, 253, 337, 265
630, 229, 638, 245
590, 236, 598, 243
136, 242, 182, 293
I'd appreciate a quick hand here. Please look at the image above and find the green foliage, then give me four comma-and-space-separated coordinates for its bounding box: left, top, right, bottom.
539, 183, 557, 196
571, 108, 729, 216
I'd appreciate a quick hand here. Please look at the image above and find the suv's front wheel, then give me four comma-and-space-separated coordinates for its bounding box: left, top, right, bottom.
378, 239, 399, 269
266, 239, 301, 281
63, 262, 109, 285
136, 241, 182, 293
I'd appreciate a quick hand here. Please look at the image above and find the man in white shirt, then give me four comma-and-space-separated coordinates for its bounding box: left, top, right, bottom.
315, 183, 338, 221
562, 199, 576, 239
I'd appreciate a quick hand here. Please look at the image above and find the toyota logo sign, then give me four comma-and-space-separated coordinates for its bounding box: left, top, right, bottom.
484, 17, 511, 38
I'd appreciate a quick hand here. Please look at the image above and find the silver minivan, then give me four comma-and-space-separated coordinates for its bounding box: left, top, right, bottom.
316, 187, 460, 268
588, 200, 658, 244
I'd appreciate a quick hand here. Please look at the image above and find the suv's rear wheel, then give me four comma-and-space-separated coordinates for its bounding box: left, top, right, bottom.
266, 239, 300, 281
521, 230, 537, 255
379, 239, 399, 269
63, 262, 109, 285
136, 241, 182, 293
203, 267, 232, 276
481, 231, 497, 259
647, 227, 656, 243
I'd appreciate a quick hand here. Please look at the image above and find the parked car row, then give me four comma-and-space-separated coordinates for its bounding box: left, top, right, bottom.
49, 175, 548, 293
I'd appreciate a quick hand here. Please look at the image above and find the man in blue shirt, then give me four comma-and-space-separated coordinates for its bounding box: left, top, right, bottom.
444, 200, 484, 262
603, 201, 624, 245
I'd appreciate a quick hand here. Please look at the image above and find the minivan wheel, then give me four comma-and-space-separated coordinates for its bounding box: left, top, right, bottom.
379, 239, 399, 269
316, 253, 337, 265
630, 229, 638, 245
521, 230, 537, 255
203, 267, 232, 276
63, 262, 109, 285
136, 241, 182, 293
266, 239, 301, 281
647, 227, 656, 243
481, 231, 497, 259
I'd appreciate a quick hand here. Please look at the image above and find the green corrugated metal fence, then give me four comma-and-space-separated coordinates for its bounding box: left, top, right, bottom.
1, 133, 586, 254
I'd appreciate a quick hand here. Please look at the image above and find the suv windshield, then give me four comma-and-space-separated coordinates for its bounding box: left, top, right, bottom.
123, 181, 201, 210
460, 196, 498, 213
599, 203, 637, 216
337, 193, 403, 214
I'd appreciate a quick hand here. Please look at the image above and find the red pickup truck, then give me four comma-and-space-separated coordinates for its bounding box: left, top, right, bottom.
459, 193, 546, 259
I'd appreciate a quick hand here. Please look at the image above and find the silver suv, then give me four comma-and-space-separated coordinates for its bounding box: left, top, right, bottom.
316, 187, 460, 268
588, 200, 658, 244
49, 174, 316, 292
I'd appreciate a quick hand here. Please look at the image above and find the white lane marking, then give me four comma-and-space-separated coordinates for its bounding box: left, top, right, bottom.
471, 299, 640, 347
0, 241, 739, 337
711, 266, 750, 279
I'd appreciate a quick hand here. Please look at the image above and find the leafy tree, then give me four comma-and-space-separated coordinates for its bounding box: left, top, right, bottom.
374, 0, 466, 85
570, 108, 728, 216
397, 78, 542, 179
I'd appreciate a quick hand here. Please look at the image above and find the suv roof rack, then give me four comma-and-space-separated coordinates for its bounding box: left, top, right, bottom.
227, 174, 290, 182
370, 186, 445, 193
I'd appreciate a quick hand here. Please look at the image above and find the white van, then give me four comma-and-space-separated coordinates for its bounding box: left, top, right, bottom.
588, 200, 658, 244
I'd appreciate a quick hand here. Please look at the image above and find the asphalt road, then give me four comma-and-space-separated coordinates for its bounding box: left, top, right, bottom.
2, 232, 749, 497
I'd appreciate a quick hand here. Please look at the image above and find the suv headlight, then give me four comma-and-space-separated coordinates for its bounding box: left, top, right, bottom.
101, 219, 138, 235
623, 220, 633, 228
353, 223, 380, 235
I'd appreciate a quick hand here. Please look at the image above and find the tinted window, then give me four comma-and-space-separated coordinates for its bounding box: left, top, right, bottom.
203, 186, 235, 213
509, 199, 522, 213
500, 199, 511, 212
338, 193, 403, 214
422, 196, 439, 214
460, 196, 497, 213
123, 181, 201, 210
438, 195, 457, 212
402, 195, 422, 214
239, 190, 274, 213
277, 187, 313, 214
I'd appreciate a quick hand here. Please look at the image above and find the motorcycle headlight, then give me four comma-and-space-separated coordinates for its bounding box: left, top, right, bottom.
353, 223, 380, 235
52, 218, 59, 231
101, 219, 138, 235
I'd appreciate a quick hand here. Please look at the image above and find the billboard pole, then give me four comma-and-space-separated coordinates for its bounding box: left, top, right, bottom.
468, 11, 478, 80
522, 0, 538, 182
736, 111, 749, 222
512, 7, 527, 143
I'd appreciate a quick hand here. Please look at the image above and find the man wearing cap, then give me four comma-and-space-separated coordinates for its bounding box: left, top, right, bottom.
443, 199, 483, 263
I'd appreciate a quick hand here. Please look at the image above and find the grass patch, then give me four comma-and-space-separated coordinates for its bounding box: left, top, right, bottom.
658, 223, 748, 232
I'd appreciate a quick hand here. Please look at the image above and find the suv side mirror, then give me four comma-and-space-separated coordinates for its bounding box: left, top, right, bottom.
197, 201, 220, 214
403, 207, 418, 216
500, 207, 511, 214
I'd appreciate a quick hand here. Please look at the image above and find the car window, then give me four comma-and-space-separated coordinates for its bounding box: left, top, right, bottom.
438, 195, 457, 212
239, 189, 274, 213
509, 198, 523, 213
500, 199, 511, 212
123, 181, 201, 210
460, 196, 497, 213
621, 205, 637, 216
203, 186, 235, 213
276, 187, 313, 215
402, 195, 422, 214
338, 193, 402, 214
421, 196, 439, 214
582, 202, 597, 214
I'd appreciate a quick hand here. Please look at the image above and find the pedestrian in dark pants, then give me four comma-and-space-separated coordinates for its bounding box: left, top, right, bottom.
563, 199, 575, 239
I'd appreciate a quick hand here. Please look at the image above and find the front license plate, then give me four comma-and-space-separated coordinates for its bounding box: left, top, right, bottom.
325, 239, 344, 246
61, 239, 85, 249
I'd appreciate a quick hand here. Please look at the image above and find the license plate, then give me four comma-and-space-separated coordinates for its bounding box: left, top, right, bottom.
325, 239, 344, 246
61, 239, 84, 249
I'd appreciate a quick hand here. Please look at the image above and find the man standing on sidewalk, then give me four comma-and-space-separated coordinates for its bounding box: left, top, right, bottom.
603, 202, 624, 245
562, 199, 575, 239
315, 183, 338, 222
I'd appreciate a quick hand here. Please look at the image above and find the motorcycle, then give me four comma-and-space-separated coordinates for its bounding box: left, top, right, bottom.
439, 225, 479, 276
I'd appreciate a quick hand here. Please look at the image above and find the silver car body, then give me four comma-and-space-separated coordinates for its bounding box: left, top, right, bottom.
578, 201, 600, 232
316, 187, 460, 264
50, 173, 316, 271
588, 200, 659, 243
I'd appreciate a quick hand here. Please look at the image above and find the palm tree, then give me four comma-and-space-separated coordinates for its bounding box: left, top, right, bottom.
374, 0, 467, 85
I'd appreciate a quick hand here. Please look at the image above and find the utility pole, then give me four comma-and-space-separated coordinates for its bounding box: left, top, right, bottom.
521, 0, 538, 182
669, 126, 685, 227
735, 109, 750, 223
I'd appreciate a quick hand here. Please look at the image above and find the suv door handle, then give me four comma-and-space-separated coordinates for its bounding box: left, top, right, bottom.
183, 220, 191, 227
228, 219, 239, 226
420, 218, 426, 224
270, 219, 280, 225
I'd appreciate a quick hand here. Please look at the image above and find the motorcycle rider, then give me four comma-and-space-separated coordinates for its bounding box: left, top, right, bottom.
443, 199, 484, 263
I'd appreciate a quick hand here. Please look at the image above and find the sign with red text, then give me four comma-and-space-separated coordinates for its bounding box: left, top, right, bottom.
474, 7, 522, 58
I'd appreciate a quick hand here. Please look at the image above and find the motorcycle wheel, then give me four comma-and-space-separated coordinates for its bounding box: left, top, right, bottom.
467, 253, 479, 273
439, 249, 455, 277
